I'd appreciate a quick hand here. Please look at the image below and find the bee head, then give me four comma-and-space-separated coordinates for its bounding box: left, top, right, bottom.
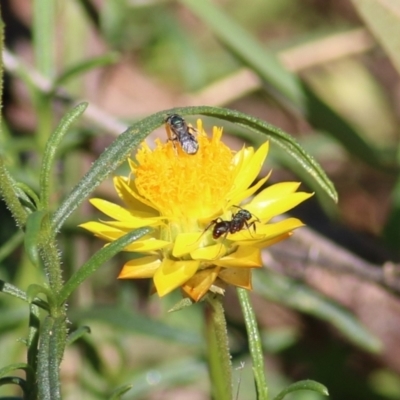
165, 114, 186, 129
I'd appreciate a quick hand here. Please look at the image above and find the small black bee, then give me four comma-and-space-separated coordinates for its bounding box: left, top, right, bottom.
165, 114, 199, 155
206, 207, 260, 240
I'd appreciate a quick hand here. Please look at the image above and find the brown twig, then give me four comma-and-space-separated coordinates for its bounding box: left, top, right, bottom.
265, 224, 400, 296
2, 49, 127, 135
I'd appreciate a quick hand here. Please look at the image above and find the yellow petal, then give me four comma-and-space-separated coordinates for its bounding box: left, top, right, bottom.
247, 191, 313, 221
124, 238, 170, 252
154, 259, 200, 296
230, 141, 269, 196
113, 176, 156, 212
219, 268, 252, 289
101, 218, 163, 230
80, 221, 126, 241
247, 232, 292, 248
227, 172, 270, 208
255, 181, 302, 200
90, 198, 163, 228
173, 232, 204, 257
232, 145, 254, 170
90, 198, 136, 221
118, 256, 161, 279
181, 267, 220, 301
214, 246, 262, 268
80, 222, 169, 251
190, 243, 228, 260
228, 218, 304, 241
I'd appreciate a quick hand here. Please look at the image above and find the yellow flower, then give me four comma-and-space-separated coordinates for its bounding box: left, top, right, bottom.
81, 119, 313, 301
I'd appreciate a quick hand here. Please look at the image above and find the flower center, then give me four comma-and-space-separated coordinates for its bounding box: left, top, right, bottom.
133, 124, 235, 222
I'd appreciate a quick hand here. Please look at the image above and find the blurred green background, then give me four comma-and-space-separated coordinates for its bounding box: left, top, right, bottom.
2, 0, 400, 399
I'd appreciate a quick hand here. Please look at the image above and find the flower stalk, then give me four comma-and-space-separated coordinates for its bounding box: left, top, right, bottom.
204, 294, 232, 400
238, 288, 269, 400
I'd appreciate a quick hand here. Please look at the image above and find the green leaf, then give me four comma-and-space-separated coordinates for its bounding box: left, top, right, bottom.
0, 364, 30, 379
58, 227, 151, 304
273, 379, 329, 400
0, 377, 28, 396
351, 0, 400, 76
26, 284, 54, 308
54, 54, 119, 87
168, 297, 194, 312
39, 102, 88, 209
253, 269, 382, 353
66, 326, 91, 346
108, 384, 133, 400
24, 210, 48, 267
0, 280, 49, 310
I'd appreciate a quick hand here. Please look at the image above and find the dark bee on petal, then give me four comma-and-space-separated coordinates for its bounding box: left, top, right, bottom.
165, 114, 199, 155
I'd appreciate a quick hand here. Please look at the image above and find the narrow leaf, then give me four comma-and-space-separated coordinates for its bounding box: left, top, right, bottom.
0, 364, 30, 379
273, 379, 329, 400
0, 377, 28, 396
109, 384, 133, 400
55, 54, 119, 87
24, 210, 48, 267
0, 280, 49, 310
26, 284, 54, 308
40, 102, 88, 209
66, 326, 91, 346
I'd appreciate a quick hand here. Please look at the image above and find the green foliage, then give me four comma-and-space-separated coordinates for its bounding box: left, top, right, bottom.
1, 0, 400, 399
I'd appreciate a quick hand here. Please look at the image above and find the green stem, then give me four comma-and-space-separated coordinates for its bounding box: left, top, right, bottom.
26, 304, 40, 400
204, 294, 232, 400
36, 315, 65, 400
237, 288, 269, 400
39, 218, 64, 301
37, 316, 53, 400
